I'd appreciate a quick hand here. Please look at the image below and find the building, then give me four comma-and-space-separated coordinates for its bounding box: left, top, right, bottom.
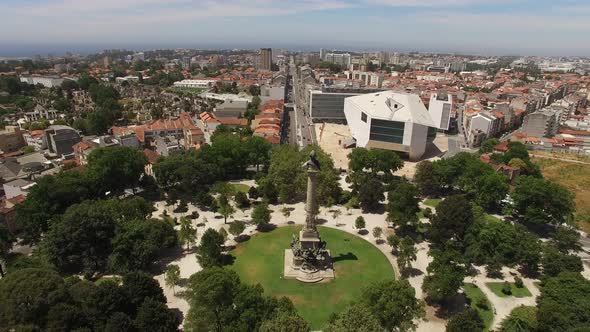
173, 79, 217, 89
155, 135, 182, 156
323, 53, 351, 67
24, 105, 59, 122
22, 130, 46, 151
467, 111, 502, 146
260, 48, 272, 71
521, 109, 560, 138
43, 125, 82, 158
0, 126, 25, 153
428, 92, 453, 131
344, 71, 384, 88
3, 179, 34, 199
19, 76, 64, 88
344, 91, 436, 161
203, 93, 249, 118
111, 112, 197, 144
309, 90, 362, 121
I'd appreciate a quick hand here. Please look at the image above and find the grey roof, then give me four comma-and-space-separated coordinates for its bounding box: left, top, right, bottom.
4, 178, 32, 187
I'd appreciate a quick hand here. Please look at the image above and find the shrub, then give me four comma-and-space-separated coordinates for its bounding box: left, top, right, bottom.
502, 281, 512, 295
423, 208, 432, 219
514, 276, 524, 288
476, 297, 489, 310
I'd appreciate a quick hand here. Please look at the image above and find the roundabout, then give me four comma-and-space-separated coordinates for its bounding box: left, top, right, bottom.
228, 225, 395, 329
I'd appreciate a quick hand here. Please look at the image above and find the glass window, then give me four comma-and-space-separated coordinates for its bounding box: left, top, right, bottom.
361, 112, 367, 122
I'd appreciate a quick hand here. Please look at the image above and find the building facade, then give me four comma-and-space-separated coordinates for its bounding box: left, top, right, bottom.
428, 92, 453, 131
344, 91, 436, 161
260, 48, 272, 71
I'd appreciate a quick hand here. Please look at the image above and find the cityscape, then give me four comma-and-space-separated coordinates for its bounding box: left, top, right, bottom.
1, 1, 590, 332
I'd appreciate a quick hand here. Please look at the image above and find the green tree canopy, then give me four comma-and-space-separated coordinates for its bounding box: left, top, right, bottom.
513, 176, 575, 225
196, 228, 225, 268
446, 308, 484, 332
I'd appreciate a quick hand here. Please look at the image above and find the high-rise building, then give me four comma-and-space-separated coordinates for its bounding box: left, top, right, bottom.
320, 48, 326, 61
260, 48, 272, 71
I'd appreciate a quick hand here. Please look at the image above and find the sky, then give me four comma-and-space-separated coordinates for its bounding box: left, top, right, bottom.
1, 0, 590, 57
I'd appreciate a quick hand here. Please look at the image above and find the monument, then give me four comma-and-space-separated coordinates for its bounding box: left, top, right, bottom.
284, 150, 335, 282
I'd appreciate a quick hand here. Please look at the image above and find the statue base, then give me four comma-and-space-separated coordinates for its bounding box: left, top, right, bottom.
284, 249, 334, 283
284, 232, 335, 283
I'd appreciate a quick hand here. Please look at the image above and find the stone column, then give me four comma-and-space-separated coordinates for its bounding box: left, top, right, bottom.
304, 168, 319, 233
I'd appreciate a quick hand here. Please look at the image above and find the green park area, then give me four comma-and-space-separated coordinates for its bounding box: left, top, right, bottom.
486, 282, 532, 298
424, 198, 442, 208
463, 283, 494, 331
229, 225, 395, 329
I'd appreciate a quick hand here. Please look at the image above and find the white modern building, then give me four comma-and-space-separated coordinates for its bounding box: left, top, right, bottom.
19, 76, 64, 88
344, 91, 436, 161
173, 79, 218, 89
428, 92, 453, 131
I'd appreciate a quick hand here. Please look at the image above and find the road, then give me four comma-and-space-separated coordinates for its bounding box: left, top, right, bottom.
289, 59, 316, 148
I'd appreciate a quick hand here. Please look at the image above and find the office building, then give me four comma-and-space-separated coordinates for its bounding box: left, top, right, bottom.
344, 91, 436, 161
43, 125, 82, 158
428, 92, 453, 131
260, 48, 272, 71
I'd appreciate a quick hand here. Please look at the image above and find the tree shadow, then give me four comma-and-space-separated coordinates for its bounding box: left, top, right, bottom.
150, 246, 186, 275
316, 218, 328, 225
428, 292, 469, 319
335, 223, 346, 227
358, 229, 369, 236
287, 221, 295, 225
235, 234, 251, 243
170, 308, 184, 324
404, 267, 424, 277
257, 223, 277, 232
177, 277, 190, 288
375, 239, 385, 245
223, 254, 236, 266
332, 252, 358, 262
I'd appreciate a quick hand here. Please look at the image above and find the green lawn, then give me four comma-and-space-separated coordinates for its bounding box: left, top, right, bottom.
230, 183, 250, 194
423, 198, 442, 208
464, 283, 494, 331
486, 282, 532, 298
229, 225, 395, 329
416, 209, 425, 219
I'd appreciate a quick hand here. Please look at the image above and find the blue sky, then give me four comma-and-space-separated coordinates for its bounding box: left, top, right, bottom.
1, 0, 590, 56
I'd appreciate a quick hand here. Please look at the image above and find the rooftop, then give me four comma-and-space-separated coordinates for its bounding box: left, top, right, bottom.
347, 91, 435, 127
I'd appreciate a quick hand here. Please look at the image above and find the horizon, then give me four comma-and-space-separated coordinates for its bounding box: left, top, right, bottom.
2, 0, 590, 58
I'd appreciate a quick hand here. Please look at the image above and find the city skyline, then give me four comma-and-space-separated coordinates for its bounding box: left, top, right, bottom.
2, 0, 590, 57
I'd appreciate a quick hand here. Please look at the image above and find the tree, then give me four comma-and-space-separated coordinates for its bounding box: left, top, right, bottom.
251, 203, 271, 230
260, 315, 310, 332
536, 272, 590, 332
372, 227, 383, 241
229, 220, 246, 239
474, 172, 509, 210
552, 227, 581, 253
355, 216, 366, 231
122, 271, 166, 308
178, 217, 197, 250
42, 200, 119, 275
348, 148, 403, 178
398, 237, 417, 276
0, 223, 15, 277
217, 195, 235, 224
248, 186, 260, 200
500, 305, 537, 332
357, 176, 384, 212
387, 234, 401, 253
512, 176, 575, 225
134, 297, 180, 332
165, 265, 181, 295
196, 228, 225, 268
428, 195, 474, 249
541, 244, 583, 278
359, 279, 425, 331
324, 304, 384, 332
387, 182, 420, 229
86, 146, 147, 195
219, 228, 228, 243
413, 161, 443, 196
479, 138, 499, 154
108, 219, 177, 273
0, 268, 65, 328
446, 308, 484, 332
422, 249, 466, 303
234, 191, 250, 210
185, 267, 298, 332
281, 206, 292, 223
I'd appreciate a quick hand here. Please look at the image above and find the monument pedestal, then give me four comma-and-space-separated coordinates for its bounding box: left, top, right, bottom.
284, 230, 335, 283
284, 249, 335, 283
